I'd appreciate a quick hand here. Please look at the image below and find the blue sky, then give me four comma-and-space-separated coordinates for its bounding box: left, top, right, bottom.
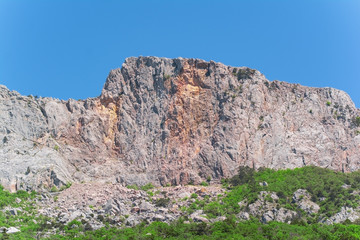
1, 0, 359, 106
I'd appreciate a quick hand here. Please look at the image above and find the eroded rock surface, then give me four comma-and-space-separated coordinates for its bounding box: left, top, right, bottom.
238, 191, 297, 223
1, 56, 360, 191
292, 189, 320, 214
323, 206, 360, 224
37, 183, 225, 228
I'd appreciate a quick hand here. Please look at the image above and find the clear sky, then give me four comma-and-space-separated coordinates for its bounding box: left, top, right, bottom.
1, 0, 359, 107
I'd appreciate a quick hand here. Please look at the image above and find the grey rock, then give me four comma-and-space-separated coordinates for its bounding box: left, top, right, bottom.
237, 212, 250, 221
261, 211, 274, 223
2, 207, 21, 216
1, 56, 360, 191
157, 207, 168, 214
103, 199, 120, 214
238, 200, 247, 208
274, 208, 296, 223
153, 214, 165, 221
178, 192, 191, 199
139, 201, 154, 212
8, 208, 18, 216
249, 192, 271, 210
292, 189, 320, 214
126, 215, 140, 226
189, 210, 204, 220
91, 222, 105, 230
68, 210, 83, 223
165, 214, 175, 221
261, 208, 296, 224
246, 191, 297, 223
292, 189, 310, 203
35, 183, 225, 228
6, 227, 20, 234
193, 216, 209, 223
248, 191, 278, 216
259, 181, 268, 187
324, 207, 360, 224
210, 216, 227, 223
58, 213, 70, 224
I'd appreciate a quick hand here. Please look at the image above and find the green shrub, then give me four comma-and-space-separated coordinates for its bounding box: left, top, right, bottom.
237, 68, 256, 80
141, 183, 154, 191
126, 184, 139, 190
230, 166, 255, 186
200, 181, 209, 186
163, 74, 171, 80
353, 116, 360, 127
155, 198, 170, 207
59, 182, 72, 191
191, 193, 198, 199
204, 202, 223, 218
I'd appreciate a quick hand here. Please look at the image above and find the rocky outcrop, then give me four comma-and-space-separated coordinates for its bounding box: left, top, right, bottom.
238, 191, 297, 223
37, 183, 225, 228
0, 226, 20, 234
323, 206, 360, 224
1, 56, 360, 191
292, 189, 320, 214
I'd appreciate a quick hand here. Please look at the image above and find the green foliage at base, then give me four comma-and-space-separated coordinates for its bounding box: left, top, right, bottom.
2, 166, 360, 239
0, 186, 36, 208
0, 186, 52, 239
12, 220, 358, 240
208, 166, 360, 218
141, 183, 154, 191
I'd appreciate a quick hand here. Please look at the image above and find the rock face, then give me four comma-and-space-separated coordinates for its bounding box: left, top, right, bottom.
324, 206, 360, 224
37, 183, 225, 228
1, 56, 360, 191
239, 191, 297, 223
292, 189, 320, 214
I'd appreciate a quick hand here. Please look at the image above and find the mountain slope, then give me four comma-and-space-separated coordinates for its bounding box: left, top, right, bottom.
1, 56, 360, 191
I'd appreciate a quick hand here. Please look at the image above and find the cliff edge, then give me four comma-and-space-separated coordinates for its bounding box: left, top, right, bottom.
1, 56, 360, 191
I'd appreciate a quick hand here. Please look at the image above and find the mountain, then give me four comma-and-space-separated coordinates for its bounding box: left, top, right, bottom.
1, 56, 360, 192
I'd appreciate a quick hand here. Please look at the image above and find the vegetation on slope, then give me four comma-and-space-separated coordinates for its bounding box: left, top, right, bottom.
2, 166, 360, 239
216, 166, 360, 219
0, 186, 52, 239
36, 219, 360, 240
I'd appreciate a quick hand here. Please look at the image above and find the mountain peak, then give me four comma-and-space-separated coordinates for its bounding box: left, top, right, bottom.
0, 56, 359, 192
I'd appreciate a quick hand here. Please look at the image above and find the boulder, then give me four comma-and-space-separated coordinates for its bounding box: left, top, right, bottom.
292, 189, 320, 214
324, 207, 360, 224
6, 227, 20, 234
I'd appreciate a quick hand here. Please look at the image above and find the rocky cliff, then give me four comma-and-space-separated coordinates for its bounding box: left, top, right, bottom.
1, 56, 360, 192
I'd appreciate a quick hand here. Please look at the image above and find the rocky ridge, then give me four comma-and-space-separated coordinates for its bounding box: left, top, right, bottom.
1, 56, 360, 192
36, 183, 226, 230
31, 184, 360, 231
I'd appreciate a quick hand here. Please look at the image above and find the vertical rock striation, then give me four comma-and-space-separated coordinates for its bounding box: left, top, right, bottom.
1, 56, 360, 191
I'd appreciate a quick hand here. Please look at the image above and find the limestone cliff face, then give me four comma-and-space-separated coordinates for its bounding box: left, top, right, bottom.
1, 56, 360, 191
